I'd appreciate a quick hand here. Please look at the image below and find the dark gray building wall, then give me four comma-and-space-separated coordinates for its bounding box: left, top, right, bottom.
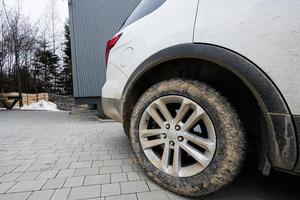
69, 0, 141, 100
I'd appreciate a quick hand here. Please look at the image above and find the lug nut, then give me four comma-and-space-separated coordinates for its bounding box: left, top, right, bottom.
162, 133, 167, 139
175, 125, 181, 131
169, 141, 175, 146
165, 124, 170, 129
178, 136, 184, 142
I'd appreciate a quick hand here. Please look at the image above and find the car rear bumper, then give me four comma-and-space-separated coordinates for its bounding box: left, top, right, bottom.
102, 97, 123, 122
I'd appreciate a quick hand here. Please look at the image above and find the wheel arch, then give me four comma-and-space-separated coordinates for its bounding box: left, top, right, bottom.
121, 43, 298, 172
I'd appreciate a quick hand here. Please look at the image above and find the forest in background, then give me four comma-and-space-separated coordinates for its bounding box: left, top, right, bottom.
0, 0, 73, 106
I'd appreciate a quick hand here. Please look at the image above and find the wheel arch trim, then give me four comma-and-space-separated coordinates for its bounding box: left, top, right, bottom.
121, 43, 298, 171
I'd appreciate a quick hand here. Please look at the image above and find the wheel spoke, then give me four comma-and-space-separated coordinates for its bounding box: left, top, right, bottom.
161, 143, 170, 170
140, 129, 164, 138
182, 132, 215, 153
174, 100, 190, 124
179, 142, 210, 167
146, 107, 165, 128
156, 99, 173, 121
172, 143, 182, 176
142, 139, 165, 149
182, 108, 205, 131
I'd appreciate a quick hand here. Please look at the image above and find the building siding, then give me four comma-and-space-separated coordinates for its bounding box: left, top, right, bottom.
69, 0, 141, 98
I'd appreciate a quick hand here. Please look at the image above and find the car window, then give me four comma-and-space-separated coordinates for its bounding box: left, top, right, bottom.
121, 0, 167, 29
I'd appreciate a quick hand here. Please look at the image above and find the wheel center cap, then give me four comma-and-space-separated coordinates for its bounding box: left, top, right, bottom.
167, 128, 177, 140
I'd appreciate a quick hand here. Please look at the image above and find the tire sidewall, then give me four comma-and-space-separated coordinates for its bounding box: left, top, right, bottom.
130, 79, 245, 196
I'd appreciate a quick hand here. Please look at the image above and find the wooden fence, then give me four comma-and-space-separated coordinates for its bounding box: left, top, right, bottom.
0, 93, 49, 108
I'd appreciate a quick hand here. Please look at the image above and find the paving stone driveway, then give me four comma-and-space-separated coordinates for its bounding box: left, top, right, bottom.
0, 111, 299, 200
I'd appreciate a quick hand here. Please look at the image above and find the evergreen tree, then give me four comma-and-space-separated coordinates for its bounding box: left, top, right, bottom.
60, 21, 73, 95
32, 39, 59, 93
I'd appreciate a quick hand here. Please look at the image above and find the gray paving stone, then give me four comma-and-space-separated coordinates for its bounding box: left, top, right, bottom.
68, 185, 101, 200
146, 180, 163, 191
137, 191, 169, 200
17, 171, 41, 181
103, 160, 123, 167
43, 178, 67, 189
27, 164, 53, 172
74, 167, 99, 176
122, 165, 134, 172
27, 190, 54, 200
100, 166, 122, 174
69, 161, 92, 169
56, 169, 75, 178
111, 173, 128, 183
37, 170, 59, 180
121, 180, 149, 194
63, 176, 84, 188
106, 194, 137, 200
0, 173, 22, 182
84, 174, 110, 185
0, 192, 32, 200
101, 183, 120, 196
92, 161, 103, 168
12, 165, 31, 173
0, 166, 17, 174
52, 163, 70, 170
127, 172, 140, 181
0, 182, 15, 193
8, 180, 47, 193
50, 188, 70, 200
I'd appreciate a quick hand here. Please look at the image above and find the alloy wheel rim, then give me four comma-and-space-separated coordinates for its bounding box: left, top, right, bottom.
139, 95, 216, 177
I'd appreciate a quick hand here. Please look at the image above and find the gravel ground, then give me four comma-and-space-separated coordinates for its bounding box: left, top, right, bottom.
0, 110, 299, 200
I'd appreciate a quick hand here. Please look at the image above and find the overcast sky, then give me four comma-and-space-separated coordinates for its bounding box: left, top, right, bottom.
2, 0, 69, 31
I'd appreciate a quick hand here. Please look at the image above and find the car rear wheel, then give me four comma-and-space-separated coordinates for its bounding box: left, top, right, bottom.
130, 79, 246, 197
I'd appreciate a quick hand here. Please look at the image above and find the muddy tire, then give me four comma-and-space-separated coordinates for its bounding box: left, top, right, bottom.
130, 79, 246, 197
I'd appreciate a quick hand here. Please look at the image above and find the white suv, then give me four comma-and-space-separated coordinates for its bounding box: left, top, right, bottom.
102, 0, 300, 197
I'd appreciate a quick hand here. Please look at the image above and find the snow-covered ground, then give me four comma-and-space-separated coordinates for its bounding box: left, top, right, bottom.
20, 100, 60, 111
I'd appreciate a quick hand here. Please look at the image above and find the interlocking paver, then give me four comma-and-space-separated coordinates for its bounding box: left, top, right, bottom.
103, 160, 123, 167
0, 192, 32, 200
37, 170, 59, 180
0, 111, 298, 200
101, 183, 120, 196
74, 167, 99, 176
84, 174, 110, 185
43, 178, 67, 189
0, 166, 17, 174
50, 188, 70, 200
100, 166, 122, 174
127, 172, 140, 181
68, 185, 101, 200
0, 172, 22, 182
8, 180, 47, 193
106, 194, 137, 200
146, 180, 163, 191
137, 191, 169, 200
56, 169, 75, 178
69, 161, 92, 169
63, 176, 84, 188
17, 171, 41, 181
52, 163, 70, 170
27, 190, 54, 200
120, 180, 149, 194
111, 173, 128, 183
0, 182, 15, 193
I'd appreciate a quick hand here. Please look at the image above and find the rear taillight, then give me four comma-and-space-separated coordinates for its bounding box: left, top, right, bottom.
105, 33, 122, 65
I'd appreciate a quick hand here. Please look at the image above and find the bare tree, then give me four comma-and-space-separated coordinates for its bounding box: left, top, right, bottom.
0, 10, 8, 92
2, 0, 37, 106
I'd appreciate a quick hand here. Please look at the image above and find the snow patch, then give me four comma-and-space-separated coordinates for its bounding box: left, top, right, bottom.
20, 100, 60, 111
